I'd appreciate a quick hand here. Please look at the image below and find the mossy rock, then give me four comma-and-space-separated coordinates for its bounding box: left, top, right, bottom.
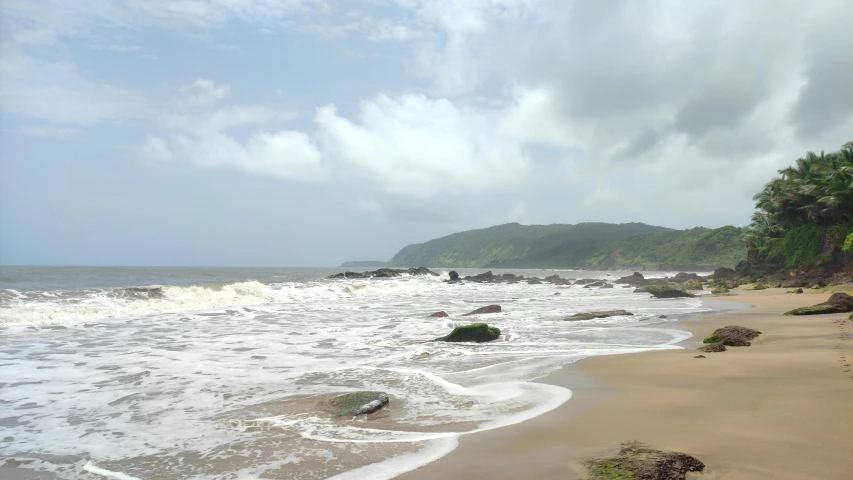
698, 342, 727, 353
584, 441, 704, 480
703, 325, 761, 346
566, 310, 633, 321
435, 323, 500, 342
744, 283, 769, 291
784, 293, 853, 316
644, 284, 695, 298
320, 391, 390, 418
711, 286, 729, 294
785, 288, 804, 294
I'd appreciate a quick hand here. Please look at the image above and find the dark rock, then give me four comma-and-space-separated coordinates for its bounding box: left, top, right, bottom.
435, 323, 501, 342
566, 310, 633, 321
320, 391, 390, 417
703, 325, 761, 346
659, 315, 668, 318
462, 304, 501, 316
698, 342, 727, 353
328, 267, 437, 279
781, 278, 809, 288
694, 355, 706, 358
574, 278, 598, 285
712, 267, 736, 281
584, 280, 610, 288
585, 441, 704, 480
600, 283, 615, 289
527, 278, 543, 285
644, 284, 696, 298
784, 293, 853, 316
448, 271, 460, 281
785, 288, 804, 294
464, 271, 495, 282
615, 272, 645, 284
671, 272, 702, 282
428, 311, 449, 318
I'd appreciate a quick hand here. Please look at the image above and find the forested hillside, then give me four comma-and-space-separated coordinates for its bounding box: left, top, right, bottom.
384, 222, 745, 269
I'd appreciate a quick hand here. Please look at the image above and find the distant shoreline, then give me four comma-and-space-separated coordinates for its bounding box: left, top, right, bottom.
399, 287, 853, 479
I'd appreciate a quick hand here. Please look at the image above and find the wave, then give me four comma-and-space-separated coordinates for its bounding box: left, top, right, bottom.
0, 276, 440, 326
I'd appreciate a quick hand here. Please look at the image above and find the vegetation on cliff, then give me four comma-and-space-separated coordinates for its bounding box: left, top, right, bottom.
744, 143, 853, 268
386, 222, 745, 269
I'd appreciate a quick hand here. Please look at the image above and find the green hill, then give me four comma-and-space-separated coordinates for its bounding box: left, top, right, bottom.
384, 222, 746, 269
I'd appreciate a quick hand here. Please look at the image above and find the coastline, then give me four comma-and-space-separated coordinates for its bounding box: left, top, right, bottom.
398, 288, 853, 479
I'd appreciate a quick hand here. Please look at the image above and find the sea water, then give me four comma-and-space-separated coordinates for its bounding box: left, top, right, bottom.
0, 267, 710, 479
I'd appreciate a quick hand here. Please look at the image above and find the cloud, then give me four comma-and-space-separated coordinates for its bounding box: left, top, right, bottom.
140, 92, 323, 181
0, 48, 149, 126
180, 79, 232, 106
316, 92, 539, 197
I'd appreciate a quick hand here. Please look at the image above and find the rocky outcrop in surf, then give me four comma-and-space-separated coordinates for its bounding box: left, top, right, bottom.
320, 391, 390, 417
435, 323, 501, 342
565, 310, 633, 321
328, 267, 437, 279
463, 305, 501, 316
585, 441, 705, 480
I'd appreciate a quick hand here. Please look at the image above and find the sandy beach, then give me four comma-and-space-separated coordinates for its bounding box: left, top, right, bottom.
399, 288, 853, 480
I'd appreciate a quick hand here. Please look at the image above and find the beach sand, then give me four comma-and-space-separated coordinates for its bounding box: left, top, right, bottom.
399, 288, 853, 479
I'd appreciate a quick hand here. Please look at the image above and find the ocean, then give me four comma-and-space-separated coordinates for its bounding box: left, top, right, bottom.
1, 266, 714, 479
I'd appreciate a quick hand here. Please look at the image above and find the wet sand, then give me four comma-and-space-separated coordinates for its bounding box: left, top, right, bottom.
399, 288, 853, 479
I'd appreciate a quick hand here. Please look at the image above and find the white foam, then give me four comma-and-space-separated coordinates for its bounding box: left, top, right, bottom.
82, 462, 142, 480
326, 437, 460, 480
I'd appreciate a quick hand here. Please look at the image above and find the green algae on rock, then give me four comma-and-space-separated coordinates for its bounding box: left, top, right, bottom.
703, 325, 761, 346
320, 391, 390, 418
783, 293, 853, 316
435, 323, 500, 342
566, 310, 633, 321
584, 441, 705, 480
643, 284, 696, 298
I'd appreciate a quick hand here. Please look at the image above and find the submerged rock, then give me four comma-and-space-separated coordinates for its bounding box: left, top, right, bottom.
784, 293, 853, 316
320, 391, 390, 417
703, 325, 761, 346
565, 310, 633, 321
698, 342, 727, 353
435, 323, 501, 342
584, 441, 704, 480
462, 304, 501, 316
428, 311, 449, 318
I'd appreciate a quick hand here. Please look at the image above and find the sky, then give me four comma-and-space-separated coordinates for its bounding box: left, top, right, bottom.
1, 0, 851, 267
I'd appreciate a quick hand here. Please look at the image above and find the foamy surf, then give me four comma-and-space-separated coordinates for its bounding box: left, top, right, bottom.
0, 267, 711, 479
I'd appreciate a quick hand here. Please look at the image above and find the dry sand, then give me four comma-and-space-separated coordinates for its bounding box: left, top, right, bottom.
399, 288, 853, 480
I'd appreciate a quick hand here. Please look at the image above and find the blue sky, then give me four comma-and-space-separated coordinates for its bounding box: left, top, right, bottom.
1, 0, 851, 266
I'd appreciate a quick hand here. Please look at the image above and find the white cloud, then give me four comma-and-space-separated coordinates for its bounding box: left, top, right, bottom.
0, 48, 149, 126
316, 92, 544, 197
140, 96, 323, 181
180, 79, 231, 106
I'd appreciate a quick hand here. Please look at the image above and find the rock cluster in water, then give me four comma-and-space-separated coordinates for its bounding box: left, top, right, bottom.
328, 267, 437, 279
320, 391, 390, 417
435, 323, 501, 342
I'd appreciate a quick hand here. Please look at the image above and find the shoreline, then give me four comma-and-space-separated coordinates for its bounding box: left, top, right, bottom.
398, 288, 853, 479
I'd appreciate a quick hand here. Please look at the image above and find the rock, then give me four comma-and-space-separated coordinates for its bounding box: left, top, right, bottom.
320, 391, 390, 417
659, 315, 668, 318
600, 283, 615, 288
464, 271, 495, 282
615, 272, 645, 284
462, 304, 502, 316
435, 323, 501, 342
785, 288, 804, 294
527, 278, 543, 285
584, 441, 704, 480
781, 279, 809, 288
328, 268, 436, 279
703, 325, 761, 346
574, 278, 598, 285
698, 342, 727, 352
644, 284, 696, 298
694, 355, 706, 358
711, 285, 729, 294
448, 271, 460, 281
672, 272, 702, 282
565, 310, 633, 321
784, 293, 853, 316
584, 280, 610, 288
428, 311, 449, 318
712, 267, 736, 281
